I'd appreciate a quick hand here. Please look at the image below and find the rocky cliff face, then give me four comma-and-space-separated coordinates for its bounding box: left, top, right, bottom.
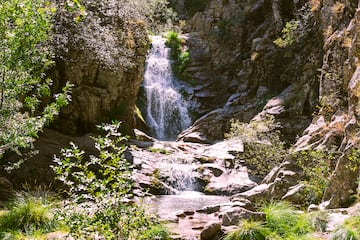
179, 0, 322, 144
51, 0, 149, 135
177, 0, 360, 207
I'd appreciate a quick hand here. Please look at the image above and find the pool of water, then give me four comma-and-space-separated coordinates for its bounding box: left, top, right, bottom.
150, 191, 230, 218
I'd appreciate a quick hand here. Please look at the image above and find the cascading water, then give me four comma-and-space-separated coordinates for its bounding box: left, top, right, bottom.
143, 36, 191, 140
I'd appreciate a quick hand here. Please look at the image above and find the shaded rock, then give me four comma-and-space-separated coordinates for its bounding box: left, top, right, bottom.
175, 210, 187, 218
282, 183, 306, 204
184, 210, 195, 216
201, 164, 224, 177
221, 207, 265, 226
231, 198, 255, 211
200, 221, 222, 240
196, 205, 221, 214
0, 177, 13, 201
1, 129, 96, 189
52, 0, 149, 135
134, 129, 155, 142
231, 184, 271, 202
323, 146, 360, 208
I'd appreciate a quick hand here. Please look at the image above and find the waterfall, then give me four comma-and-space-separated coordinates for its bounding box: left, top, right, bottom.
143, 36, 191, 140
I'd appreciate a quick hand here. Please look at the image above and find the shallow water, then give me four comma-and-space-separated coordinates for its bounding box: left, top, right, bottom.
150, 191, 230, 218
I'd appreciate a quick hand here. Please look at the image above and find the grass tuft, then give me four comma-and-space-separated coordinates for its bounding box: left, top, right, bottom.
223, 220, 268, 240
0, 194, 59, 236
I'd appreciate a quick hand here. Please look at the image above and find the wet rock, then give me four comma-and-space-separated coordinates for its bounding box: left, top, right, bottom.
184, 210, 195, 216
204, 166, 258, 196
134, 129, 155, 142
196, 205, 221, 214
221, 207, 265, 226
200, 221, 222, 240
175, 210, 187, 218
308, 204, 320, 212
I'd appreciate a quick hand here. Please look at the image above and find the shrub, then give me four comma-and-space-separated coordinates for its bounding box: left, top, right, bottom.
52, 122, 168, 239
0, 194, 59, 236
139, 225, 171, 240
165, 31, 182, 59
225, 116, 286, 178
274, 20, 300, 48
165, 31, 192, 81
0, 0, 73, 161
176, 50, 191, 75
294, 149, 338, 205
332, 227, 358, 240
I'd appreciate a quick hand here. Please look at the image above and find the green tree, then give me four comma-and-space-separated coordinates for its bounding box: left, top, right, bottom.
0, 0, 72, 159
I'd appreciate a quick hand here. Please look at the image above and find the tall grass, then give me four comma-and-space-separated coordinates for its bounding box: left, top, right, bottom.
223, 220, 268, 240
223, 201, 315, 240
262, 201, 312, 237
0, 194, 59, 236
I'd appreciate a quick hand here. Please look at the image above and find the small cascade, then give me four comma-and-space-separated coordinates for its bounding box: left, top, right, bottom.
160, 157, 197, 192
143, 36, 191, 140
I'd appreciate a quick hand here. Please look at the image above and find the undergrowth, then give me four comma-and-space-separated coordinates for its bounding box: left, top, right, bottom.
51, 122, 169, 239
223, 201, 321, 240
0, 193, 61, 239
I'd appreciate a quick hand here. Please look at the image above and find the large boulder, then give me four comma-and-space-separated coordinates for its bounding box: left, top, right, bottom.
1, 129, 95, 189
51, 0, 149, 135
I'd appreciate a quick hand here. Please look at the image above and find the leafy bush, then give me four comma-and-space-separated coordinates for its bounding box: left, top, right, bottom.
225, 116, 286, 178
294, 149, 338, 205
139, 225, 171, 240
165, 31, 182, 59
165, 31, 192, 81
52, 122, 132, 201
52, 122, 168, 239
0, 194, 59, 236
274, 20, 300, 48
0, 0, 72, 160
131, 0, 178, 33
176, 50, 191, 76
